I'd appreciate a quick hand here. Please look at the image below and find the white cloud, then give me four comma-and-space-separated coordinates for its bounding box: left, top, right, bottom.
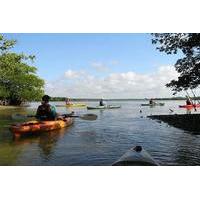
64, 69, 85, 79
45, 66, 180, 98
90, 62, 109, 72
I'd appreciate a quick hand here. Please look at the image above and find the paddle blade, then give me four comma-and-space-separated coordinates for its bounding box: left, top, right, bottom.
79, 114, 97, 121
11, 114, 27, 120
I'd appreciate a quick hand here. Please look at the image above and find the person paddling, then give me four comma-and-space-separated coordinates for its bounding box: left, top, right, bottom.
186, 96, 192, 105
149, 98, 155, 105
99, 98, 105, 106
66, 97, 73, 105
186, 95, 197, 112
36, 95, 58, 120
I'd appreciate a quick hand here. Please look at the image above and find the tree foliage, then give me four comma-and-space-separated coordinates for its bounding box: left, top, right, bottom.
0, 34, 44, 105
152, 33, 200, 94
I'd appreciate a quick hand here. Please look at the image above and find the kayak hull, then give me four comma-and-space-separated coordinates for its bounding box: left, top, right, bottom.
87, 105, 121, 110
10, 117, 73, 137
141, 103, 165, 106
56, 104, 86, 108
179, 104, 200, 108
112, 146, 159, 166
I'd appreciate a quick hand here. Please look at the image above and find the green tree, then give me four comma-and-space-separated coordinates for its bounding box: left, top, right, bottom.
0, 34, 44, 105
152, 33, 200, 94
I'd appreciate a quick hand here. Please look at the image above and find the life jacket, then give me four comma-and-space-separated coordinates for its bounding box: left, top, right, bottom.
36, 104, 57, 120
186, 99, 192, 105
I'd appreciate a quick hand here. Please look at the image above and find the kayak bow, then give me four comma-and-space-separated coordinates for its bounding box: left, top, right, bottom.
112, 146, 159, 166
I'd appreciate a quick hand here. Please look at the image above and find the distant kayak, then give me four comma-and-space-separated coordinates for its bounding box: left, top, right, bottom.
112, 146, 159, 166
10, 117, 73, 138
87, 105, 121, 110
141, 103, 165, 106
179, 104, 200, 108
56, 103, 87, 108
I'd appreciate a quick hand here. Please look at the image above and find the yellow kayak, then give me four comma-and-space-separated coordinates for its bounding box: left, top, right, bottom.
56, 103, 87, 108
66, 103, 86, 107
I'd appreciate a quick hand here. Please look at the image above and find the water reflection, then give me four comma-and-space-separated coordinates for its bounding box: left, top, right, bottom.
1, 100, 200, 165
13, 126, 73, 162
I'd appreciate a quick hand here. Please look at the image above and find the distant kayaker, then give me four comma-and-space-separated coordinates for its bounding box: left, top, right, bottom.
36, 95, 57, 120
149, 98, 154, 105
186, 96, 192, 105
99, 99, 105, 106
66, 97, 73, 105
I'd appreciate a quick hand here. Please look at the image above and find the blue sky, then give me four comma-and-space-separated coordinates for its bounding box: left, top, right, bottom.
3, 33, 182, 98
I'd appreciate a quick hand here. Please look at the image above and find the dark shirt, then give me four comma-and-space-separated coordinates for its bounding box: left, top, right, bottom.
99, 100, 104, 106
186, 99, 192, 105
36, 103, 56, 120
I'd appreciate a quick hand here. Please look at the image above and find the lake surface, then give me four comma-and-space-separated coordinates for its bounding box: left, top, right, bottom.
1, 100, 200, 166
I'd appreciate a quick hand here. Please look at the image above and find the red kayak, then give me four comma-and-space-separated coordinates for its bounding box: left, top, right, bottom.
179, 104, 200, 108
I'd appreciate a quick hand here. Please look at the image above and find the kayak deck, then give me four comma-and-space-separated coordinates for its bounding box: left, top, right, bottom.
87, 105, 121, 110
56, 103, 86, 108
112, 146, 159, 166
10, 117, 73, 137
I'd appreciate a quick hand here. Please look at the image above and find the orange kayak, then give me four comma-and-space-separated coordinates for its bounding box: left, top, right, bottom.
10, 117, 73, 137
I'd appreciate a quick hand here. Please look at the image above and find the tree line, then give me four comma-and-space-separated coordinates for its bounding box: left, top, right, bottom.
0, 34, 44, 105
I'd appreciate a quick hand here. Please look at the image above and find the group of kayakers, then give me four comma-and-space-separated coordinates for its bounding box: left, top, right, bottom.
36, 94, 197, 120
66, 97, 105, 106
36, 95, 106, 120
149, 96, 193, 106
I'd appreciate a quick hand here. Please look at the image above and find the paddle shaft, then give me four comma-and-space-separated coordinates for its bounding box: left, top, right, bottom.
26, 114, 82, 118
191, 89, 200, 104
185, 91, 193, 104
186, 90, 197, 111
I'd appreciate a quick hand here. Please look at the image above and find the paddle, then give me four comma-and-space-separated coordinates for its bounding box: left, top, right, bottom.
186, 90, 197, 111
12, 113, 98, 121
191, 89, 200, 104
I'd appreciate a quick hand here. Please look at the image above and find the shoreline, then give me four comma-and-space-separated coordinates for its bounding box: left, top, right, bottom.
0, 105, 28, 109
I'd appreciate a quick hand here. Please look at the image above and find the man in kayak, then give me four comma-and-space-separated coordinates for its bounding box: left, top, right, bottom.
149, 98, 155, 105
65, 97, 73, 105
36, 95, 57, 120
186, 96, 192, 105
99, 99, 105, 106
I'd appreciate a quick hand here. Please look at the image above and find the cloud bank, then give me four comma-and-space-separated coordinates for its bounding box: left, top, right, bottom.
45, 66, 179, 98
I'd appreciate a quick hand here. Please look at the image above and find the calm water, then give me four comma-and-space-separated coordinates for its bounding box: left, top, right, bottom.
1, 100, 200, 166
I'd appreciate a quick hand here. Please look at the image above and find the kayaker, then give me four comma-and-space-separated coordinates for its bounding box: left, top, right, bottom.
186, 96, 192, 105
149, 98, 154, 105
36, 95, 57, 120
99, 99, 105, 106
66, 97, 73, 105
